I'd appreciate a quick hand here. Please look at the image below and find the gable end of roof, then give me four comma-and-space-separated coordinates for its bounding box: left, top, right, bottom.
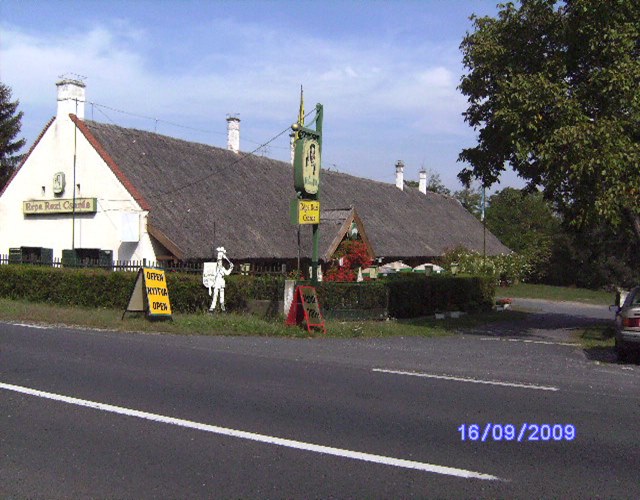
70, 114, 151, 211
0, 117, 55, 198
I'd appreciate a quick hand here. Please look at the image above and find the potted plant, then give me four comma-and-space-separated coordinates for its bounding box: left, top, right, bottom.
495, 298, 513, 311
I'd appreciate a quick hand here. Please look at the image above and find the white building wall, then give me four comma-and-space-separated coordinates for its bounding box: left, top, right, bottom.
0, 112, 157, 262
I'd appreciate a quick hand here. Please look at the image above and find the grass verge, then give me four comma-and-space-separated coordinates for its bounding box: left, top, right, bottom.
0, 298, 528, 339
573, 323, 616, 349
499, 283, 612, 305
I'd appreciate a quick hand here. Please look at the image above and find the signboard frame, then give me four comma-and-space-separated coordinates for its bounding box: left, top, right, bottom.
285, 285, 326, 334
23, 197, 98, 215
122, 267, 172, 320
290, 199, 320, 225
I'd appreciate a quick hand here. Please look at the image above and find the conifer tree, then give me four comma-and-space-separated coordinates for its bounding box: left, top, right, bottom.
0, 82, 26, 190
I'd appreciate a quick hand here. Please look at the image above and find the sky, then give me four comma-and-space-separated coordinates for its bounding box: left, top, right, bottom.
0, 0, 524, 193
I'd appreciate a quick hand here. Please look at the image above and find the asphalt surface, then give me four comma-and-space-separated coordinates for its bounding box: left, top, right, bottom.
1, 303, 639, 498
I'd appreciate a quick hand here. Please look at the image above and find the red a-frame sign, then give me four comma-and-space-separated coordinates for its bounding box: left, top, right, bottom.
285, 285, 326, 334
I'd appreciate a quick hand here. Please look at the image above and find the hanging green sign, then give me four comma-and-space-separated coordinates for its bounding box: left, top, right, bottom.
294, 138, 321, 195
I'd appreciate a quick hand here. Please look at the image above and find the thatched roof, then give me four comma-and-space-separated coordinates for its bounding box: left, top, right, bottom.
75, 117, 510, 261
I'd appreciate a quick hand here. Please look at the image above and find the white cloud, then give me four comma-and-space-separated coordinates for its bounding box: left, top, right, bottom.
0, 17, 483, 188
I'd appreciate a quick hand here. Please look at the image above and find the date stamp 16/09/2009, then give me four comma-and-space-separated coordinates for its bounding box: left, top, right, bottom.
458, 423, 576, 442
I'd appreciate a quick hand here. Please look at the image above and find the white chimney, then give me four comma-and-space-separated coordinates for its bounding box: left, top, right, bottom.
419, 169, 427, 194
226, 115, 240, 153
395, 160, 404, 190
56, 78, 86, 120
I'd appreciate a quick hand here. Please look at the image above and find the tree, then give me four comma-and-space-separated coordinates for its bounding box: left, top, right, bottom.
406, 169, 452, 195
453, 183, 483, 219
0, 82, 26, 190
485, 187, 560, 280
458, 0, 640, 239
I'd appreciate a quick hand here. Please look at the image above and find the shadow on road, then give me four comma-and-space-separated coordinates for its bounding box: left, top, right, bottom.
460, 310, 609, 340
459, 310, 640, 366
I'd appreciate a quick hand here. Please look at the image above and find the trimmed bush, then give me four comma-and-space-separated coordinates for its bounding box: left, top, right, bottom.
0, 265, 494, 320
0, 265, 134, 308
0, 265, 285, 314
314, 281, 388, 310
385, 274, 494, 318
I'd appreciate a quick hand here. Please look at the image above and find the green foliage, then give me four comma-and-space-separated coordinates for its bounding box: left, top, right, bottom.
485, 188, 561, 281
324, 240, 373, 282
0, 83, 26, 190
440, 247, 531, 285
0, 266, 495, 321
453, 184, 483, 219
458, 0, 640, 236
544, 223, 640, 289
0, 266, 286, 314
424, 169, 452, 196
384, 274, 495, 318
0, 265, 133, 308
315, 281, 388, 310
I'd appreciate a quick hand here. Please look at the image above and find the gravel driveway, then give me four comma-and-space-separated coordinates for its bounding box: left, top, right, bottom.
463, 298, 615, 345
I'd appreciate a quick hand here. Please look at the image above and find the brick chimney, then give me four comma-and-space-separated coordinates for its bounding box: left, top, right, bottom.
395, 160, 404, 191
419, 169, 427, 194
226, 115, 240, 153
56, 78, 86, 120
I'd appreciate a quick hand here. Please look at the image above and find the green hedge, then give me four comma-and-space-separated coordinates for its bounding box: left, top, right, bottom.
384, 274, 495, 318
0, 265, 494, 319
311, 281, 389, 310
0, 265, 134, 308
0, 265, 284, 314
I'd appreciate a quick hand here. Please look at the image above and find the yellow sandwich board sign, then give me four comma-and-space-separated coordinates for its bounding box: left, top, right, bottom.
123, 268, 172, 319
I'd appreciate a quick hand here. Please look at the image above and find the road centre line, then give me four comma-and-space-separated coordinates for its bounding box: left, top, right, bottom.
479, 337, 577, 347
373, 369, 559, 392
0, 381, 500, 482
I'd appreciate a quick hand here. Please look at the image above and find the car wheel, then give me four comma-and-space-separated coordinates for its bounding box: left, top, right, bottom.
615, 337, 629, 362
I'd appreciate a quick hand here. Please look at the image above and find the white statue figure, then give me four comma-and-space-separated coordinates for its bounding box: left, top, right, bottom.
203, 246, 234, 312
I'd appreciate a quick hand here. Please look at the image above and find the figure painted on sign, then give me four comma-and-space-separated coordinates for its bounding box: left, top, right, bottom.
202, 247, 234, 312
309, 143, 317, 175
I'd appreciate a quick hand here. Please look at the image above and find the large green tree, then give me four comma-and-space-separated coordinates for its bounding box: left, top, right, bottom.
458, 0, 640, 238
453, 183, 483, 219
485, 187, 560, 280
0, 82, 26, 190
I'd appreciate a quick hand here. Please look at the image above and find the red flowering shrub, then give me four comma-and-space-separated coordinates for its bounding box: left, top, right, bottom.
324, 240, 373, 282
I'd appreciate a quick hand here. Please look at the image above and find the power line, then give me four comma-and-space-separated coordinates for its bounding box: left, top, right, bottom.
89, 100, 318, 200
149, 106, 317, 198
88, 101, 308, 148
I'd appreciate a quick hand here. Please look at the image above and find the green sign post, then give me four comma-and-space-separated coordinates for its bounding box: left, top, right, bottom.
292, 100, 323, 284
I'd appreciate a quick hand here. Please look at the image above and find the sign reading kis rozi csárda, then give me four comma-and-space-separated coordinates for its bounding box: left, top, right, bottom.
23, 198, 97, 215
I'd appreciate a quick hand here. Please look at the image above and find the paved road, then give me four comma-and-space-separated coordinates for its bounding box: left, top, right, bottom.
512, 297, 615, 320
1, 318, 639, 498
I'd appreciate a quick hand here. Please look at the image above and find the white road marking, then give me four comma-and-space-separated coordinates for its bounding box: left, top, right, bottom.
373, 369, 559, 392
6, 322, 50, 329
479, 337, 577, 347
0, 381, 500, 481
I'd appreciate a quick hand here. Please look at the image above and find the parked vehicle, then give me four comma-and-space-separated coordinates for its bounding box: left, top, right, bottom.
613, 286, 640, 361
